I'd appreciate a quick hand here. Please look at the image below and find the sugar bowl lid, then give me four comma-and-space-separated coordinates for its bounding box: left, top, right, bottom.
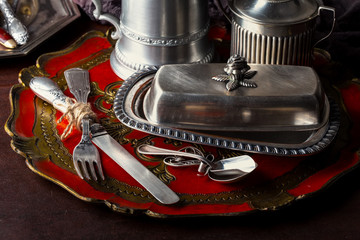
229, 0, 320, 24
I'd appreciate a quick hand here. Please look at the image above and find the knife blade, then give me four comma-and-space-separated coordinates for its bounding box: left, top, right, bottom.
90, 123, 180, 204
29, 76, 180, 205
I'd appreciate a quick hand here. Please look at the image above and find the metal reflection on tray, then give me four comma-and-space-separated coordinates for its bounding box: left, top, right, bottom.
113, 66, 340, 156
0, 0, 80, 57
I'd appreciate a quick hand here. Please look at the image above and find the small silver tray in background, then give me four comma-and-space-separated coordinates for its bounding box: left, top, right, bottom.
0, 0, 80, 58
113, 68, 341, 156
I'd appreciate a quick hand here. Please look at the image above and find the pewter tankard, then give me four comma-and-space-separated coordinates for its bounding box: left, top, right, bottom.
217, 0, 335, 66
92, 0, 214, 79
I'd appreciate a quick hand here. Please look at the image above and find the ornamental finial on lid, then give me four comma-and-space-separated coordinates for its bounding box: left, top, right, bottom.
212, 55, 257, 91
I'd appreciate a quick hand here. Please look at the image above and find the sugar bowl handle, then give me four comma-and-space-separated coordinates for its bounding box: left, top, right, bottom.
313, 6, 336, 48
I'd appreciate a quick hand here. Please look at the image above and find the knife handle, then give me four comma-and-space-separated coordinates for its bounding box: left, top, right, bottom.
29, 77, 72, 113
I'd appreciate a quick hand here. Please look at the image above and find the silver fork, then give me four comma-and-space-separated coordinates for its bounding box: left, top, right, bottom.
64, 68, 105, 181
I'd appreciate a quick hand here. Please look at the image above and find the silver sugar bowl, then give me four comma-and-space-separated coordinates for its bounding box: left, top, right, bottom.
92, 0, 214, 79
218, 0, 335, 66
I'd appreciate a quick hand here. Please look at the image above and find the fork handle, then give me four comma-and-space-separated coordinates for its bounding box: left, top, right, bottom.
29, 77, 72, 113
81, 118, 91, 139
64, 68, 90, 103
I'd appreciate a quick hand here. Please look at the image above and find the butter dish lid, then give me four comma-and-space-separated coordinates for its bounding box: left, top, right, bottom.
143, 61, 329, 132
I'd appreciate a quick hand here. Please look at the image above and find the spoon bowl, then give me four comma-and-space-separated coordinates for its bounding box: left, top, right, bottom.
208, 155, 257, 182
208, 171, 248, 183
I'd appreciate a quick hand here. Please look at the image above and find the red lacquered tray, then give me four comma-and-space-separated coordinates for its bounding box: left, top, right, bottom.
5, 30, 360, 217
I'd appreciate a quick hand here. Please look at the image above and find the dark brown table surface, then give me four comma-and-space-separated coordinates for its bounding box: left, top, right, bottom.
1, 10, 360, 240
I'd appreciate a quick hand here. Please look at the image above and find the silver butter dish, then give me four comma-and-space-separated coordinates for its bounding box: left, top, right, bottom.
143, 61, 328, 132
113, 67, 340, 156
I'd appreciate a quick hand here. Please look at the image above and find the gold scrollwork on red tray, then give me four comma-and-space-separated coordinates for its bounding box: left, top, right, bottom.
5, 30, 360, 217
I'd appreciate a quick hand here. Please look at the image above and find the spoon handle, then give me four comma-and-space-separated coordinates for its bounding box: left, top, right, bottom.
163, 157, 202, 167
137, 144, 207, 161
137, 144, 213, 173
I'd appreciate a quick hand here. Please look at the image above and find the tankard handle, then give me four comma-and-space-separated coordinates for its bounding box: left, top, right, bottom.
91, 0, 122, 39
313, 6, 336, 48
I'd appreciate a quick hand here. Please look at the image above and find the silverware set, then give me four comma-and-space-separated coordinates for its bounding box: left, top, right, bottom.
29, 70, 180, 205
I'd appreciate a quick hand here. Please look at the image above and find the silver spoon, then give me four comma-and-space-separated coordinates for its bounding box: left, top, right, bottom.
137, 144, 257, 183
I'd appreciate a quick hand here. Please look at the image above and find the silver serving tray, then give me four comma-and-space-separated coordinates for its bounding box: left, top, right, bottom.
0, 0, 80, 58
114, 68, 340, 156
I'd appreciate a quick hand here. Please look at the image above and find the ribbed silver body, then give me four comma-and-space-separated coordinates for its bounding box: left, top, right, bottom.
231, 20, 315, 66
226, 0, 335, 67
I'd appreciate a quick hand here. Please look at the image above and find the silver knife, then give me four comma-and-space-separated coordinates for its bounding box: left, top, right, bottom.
29, 76, 180, 205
